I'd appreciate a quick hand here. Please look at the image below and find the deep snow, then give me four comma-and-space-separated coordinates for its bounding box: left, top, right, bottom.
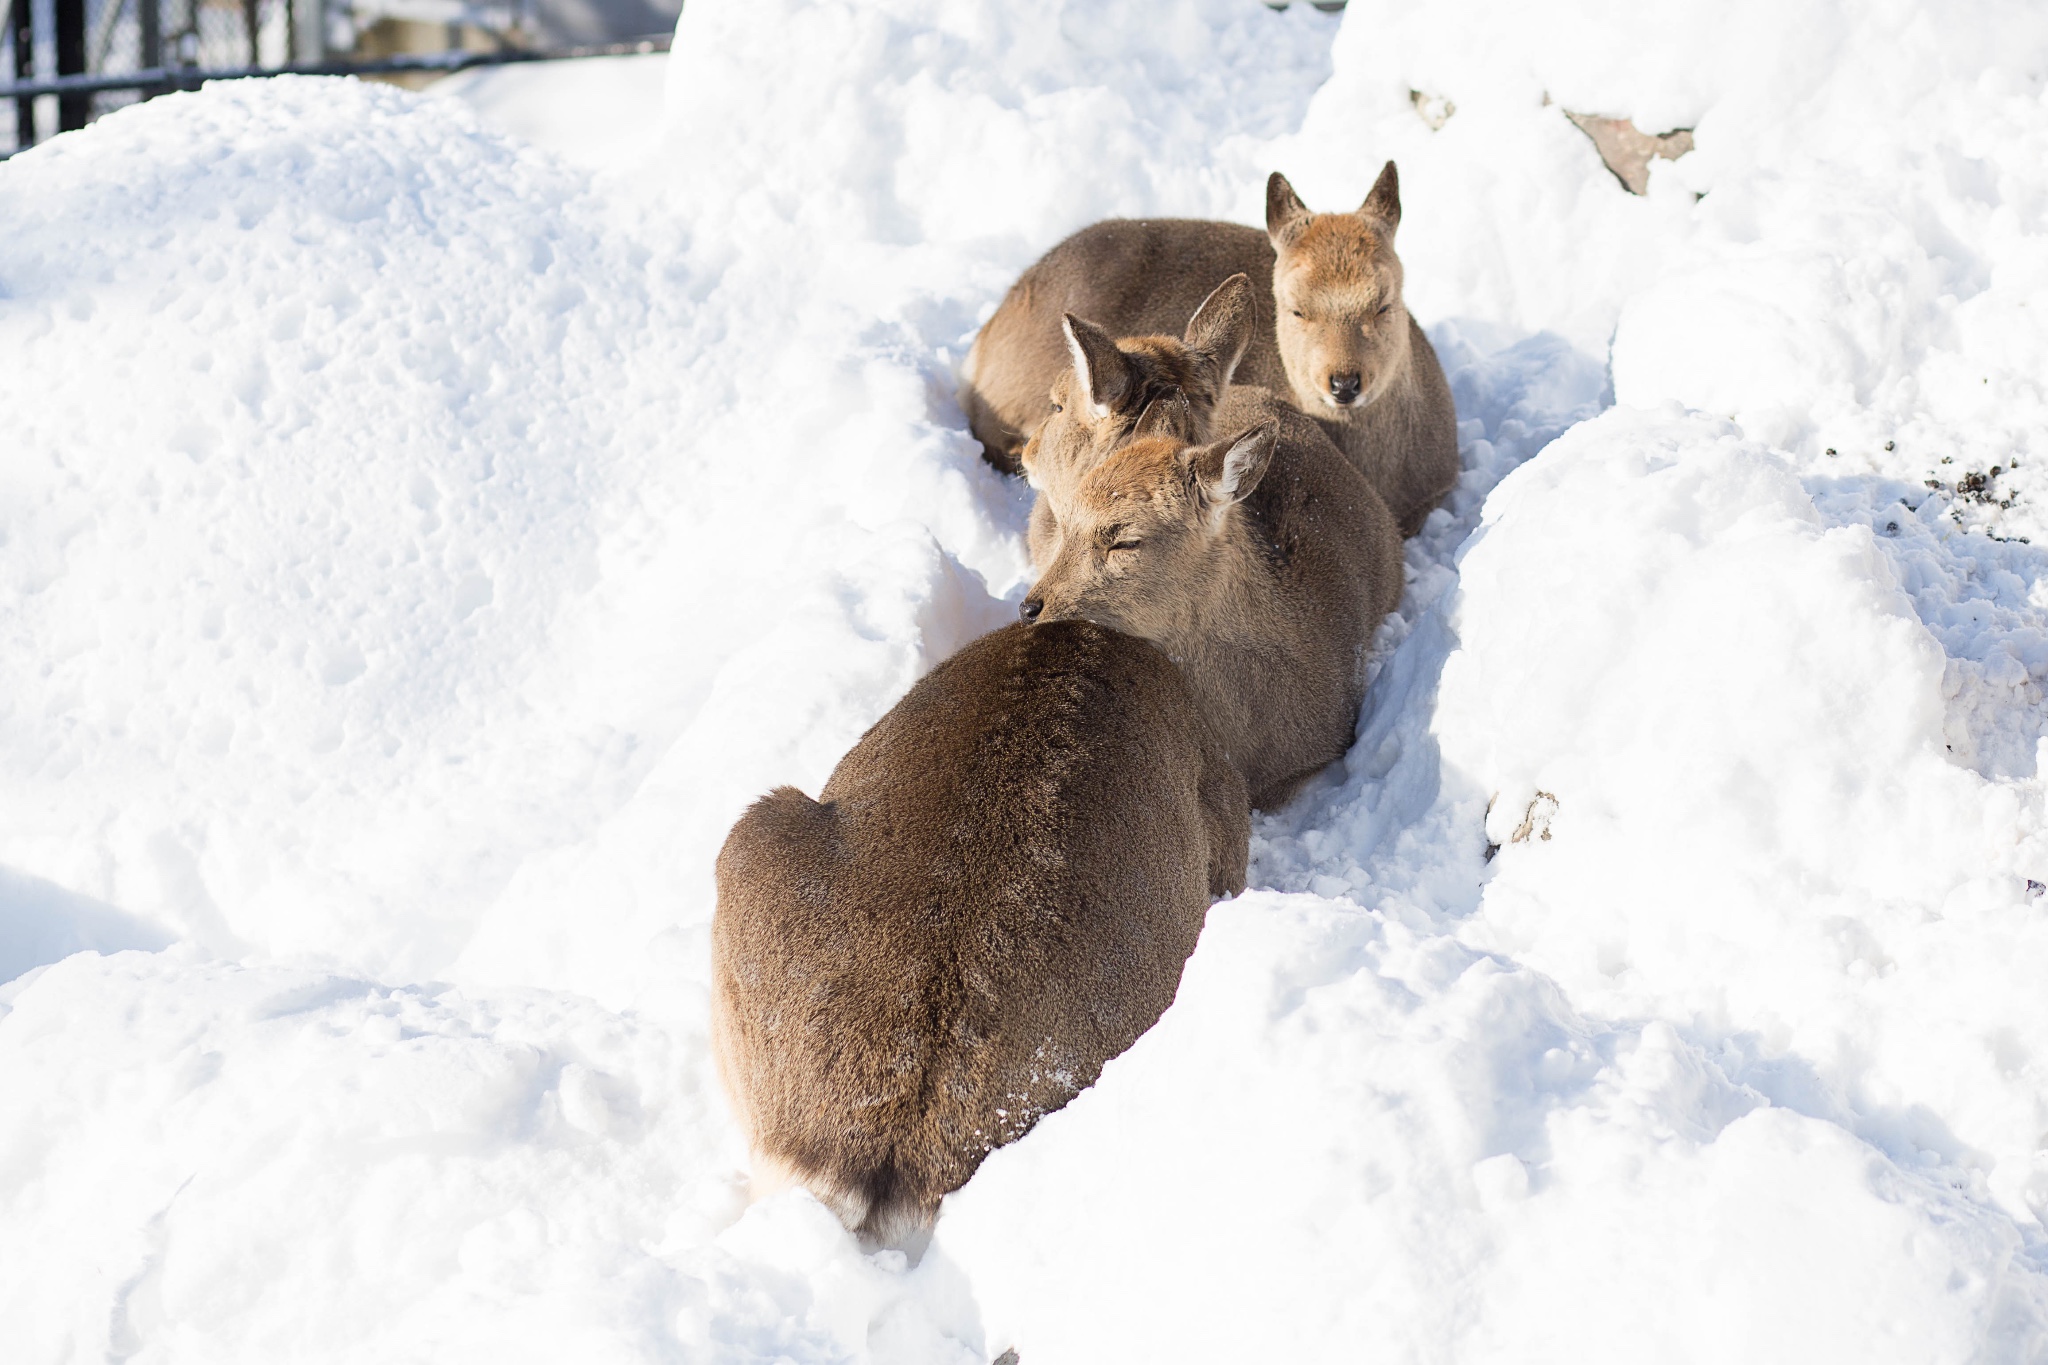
6, 0, 2048, 1361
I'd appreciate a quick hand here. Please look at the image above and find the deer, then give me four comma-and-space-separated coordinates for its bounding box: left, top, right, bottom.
962, 162, 1458, 537
711, 619, 1249, 1252
1020, 391, 1404, 810
1019, 272, 1258, 570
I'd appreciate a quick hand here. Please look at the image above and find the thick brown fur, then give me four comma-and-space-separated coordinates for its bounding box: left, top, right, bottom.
711, 621, 1249, 1250
961, 162, 1458, 537
1023, 389, 1405, 809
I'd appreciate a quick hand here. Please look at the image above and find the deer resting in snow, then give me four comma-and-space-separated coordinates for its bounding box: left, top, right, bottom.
712, 619, 1249, 1251
1020, 391, 1404, 810
1019, 271, 1260, 571
962, 162, 1459, 537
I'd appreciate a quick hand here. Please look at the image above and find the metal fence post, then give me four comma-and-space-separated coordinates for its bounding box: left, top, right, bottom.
55, 0, 86, 130
8, 0, 30, 147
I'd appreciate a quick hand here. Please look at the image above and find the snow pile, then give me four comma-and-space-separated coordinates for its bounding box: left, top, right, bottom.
945, 895, 2040, 1362
0, 78, 682, 982
5, 0, 2048, 1360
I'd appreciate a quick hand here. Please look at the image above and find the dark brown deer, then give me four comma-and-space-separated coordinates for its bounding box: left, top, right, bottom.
712, 620, 1249, 1250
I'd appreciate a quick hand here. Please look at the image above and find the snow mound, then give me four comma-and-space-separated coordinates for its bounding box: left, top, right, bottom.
2, 949, 727, 1359
942, 893, 2042, 1362
1443, 407, 2048, 1228
0, 77, 681, 980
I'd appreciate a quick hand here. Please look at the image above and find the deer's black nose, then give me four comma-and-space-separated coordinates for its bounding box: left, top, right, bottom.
1019, 595, 1045, 622
1330, 372, 1363, 403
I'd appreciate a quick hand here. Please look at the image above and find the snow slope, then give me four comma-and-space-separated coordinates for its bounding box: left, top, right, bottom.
5, 0, 2048, 1360
433, 53, 671, 175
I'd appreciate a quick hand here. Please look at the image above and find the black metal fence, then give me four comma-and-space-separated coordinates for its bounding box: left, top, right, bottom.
8, 0, 309, 149
2, 0, 672, 155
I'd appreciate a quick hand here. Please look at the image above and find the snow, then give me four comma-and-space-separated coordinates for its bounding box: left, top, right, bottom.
433, 54, 671, 175
4, 0, 2048, 1360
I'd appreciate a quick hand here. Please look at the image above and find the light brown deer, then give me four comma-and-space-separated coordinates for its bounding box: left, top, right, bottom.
962, 163, 1458, 536
1020, 272, 1257, 568
712, 620, 1249, 1251
1020, 389, 1404, 809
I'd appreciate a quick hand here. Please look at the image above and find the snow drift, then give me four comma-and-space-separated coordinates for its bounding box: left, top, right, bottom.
4, 0, 2048, 1360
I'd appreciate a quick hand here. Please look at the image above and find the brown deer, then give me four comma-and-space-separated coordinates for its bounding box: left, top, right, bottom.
962, 163, 1458, 537
1019, 272, 1257, 568
1020, 389, 1404, 809
712, 620, 1249, 1251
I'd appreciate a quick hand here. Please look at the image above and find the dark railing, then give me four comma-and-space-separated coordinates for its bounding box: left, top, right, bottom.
3, 0, 674, 156
8, 0, 32, 145
2, 35, 667, 102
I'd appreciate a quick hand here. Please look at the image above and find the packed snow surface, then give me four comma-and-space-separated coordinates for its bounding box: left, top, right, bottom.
6, 0, 2048, 1360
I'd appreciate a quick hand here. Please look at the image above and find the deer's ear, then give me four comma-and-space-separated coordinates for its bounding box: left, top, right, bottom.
1182, 273, 1256, 390
1184, 420, 1278, 512
1359, 160, 1401, 234
1062, 313, 1134, 417
1266, 171, 1312, 246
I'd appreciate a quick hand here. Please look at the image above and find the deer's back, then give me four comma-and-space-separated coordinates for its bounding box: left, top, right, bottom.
1210, 388, 1405, 806
964, 219, 1286, 467
712, 620, 1248, 1242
